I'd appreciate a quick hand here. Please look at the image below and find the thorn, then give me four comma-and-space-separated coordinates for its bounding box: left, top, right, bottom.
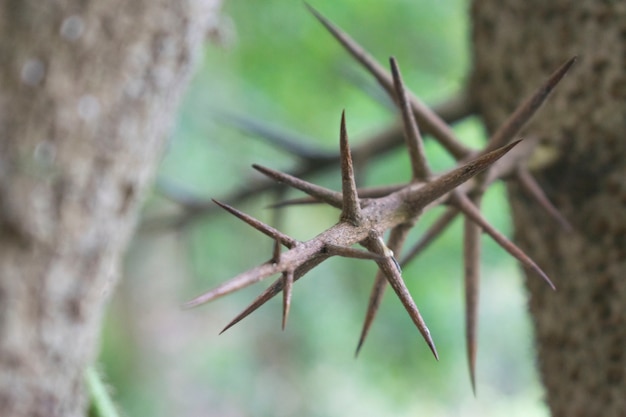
365, 231, 438, 360
253, 164, 344, 208
272, 238, 282, 263
486, 56, 577, 152
213, 110, 334, 162
184, 261, 283, 309
220, 281, 280, 334
516, 168, 573, 232
212, 199, 298, 248
282, 270, 294, 330
463, 216, 482, 396
389, 57, 431, 181
355, 274, 387, 357
409, 140, 521, 208
339, 111, 363, 224
452, 191, 556, 290
400, 206, 459, 268
304, 2, 471, 160
356, 225, 412, 355
218, 255, 331, 333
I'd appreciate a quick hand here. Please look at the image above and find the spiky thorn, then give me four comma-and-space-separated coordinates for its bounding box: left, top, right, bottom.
356, 142, 518, 355
516, 168, 573, 231
389, 57, 431, 181
212, 199, 298, 249
463, 210, 481, 395
364, 231, 439, 359
451, 192, 556, 290
339, 111, 363, 225
269, 184, 406, 209
189, 134, 518, 332
252, 164, 344, 208
452, 56, 575, 392
400, 206, 459, 267
214, 110, 335, 163
355, 56, 434, 354
485, 56, 577, 153
144, 92, 473, 232
305, 3, 472, 160
356, 223, 413, 356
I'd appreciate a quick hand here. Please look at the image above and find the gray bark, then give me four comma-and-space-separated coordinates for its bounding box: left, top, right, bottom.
0, 1, 220, 416
471, 2, 626, 416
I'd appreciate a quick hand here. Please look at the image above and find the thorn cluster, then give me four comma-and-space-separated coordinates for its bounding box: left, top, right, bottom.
185, 4, 576, 394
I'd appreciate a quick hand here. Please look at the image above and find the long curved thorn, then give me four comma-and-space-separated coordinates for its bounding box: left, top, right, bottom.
400, 206, 459, 268
366, 232, 439, 360
452, 191, 556, 290
253, 164, 344, 208
389, 57, 431, 181
486, 56, 577, 152
304, 2, 471, 160
516, 168, 573, 232
339, 111, 363, 224
356, 224, 412, 356
212, 199, 298, 249
282, 270, 294, 330
409, 140, 521, 208
464, 215, 482, 396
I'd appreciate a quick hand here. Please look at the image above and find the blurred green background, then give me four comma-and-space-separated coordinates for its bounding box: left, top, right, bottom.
99, 1, 548, 416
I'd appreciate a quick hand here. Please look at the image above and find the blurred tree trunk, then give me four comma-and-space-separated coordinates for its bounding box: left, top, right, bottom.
471, 2, 626, 416
0, 1, 220, 416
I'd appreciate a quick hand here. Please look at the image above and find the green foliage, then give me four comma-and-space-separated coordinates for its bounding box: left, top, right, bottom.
99, 1, 548, 416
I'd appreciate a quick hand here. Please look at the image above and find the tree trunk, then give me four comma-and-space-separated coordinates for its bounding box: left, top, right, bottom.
470, 2, 626, 416
0, 1, 219, 416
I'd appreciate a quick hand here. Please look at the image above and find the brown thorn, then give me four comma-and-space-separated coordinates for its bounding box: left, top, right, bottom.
463, 214, 482, 396
486, 56, 577, 152
516, 168, 573, 232
400, 206, 459, 268
339, 111, 363, 224
364, 231, 439, 360
184, 262, 283, 309
452, 192, 556, 290
269, 184, 406, 209
356, 224, 412, 356
220, 280, 281, 334
252, 164, 344, 208
409, 140, 521, 209
304, 2, 471, 160
220, 255, 330, 333
282, 269, 294, 330
356, 273, 387, 356
389, 57, 431, 181
212, 199, 298, 249
272, 238, 282, 264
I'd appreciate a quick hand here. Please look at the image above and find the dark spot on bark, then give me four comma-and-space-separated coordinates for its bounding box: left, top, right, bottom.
66, 296, 82, 322
118, 182, 135, 215
607, 365, 623, 384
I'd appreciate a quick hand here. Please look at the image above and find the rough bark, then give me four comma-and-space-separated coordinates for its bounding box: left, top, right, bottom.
0, 1, 220, 416
470, 2, 626, 416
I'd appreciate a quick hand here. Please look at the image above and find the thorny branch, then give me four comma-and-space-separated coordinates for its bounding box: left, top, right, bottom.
179, 5, 576, 393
